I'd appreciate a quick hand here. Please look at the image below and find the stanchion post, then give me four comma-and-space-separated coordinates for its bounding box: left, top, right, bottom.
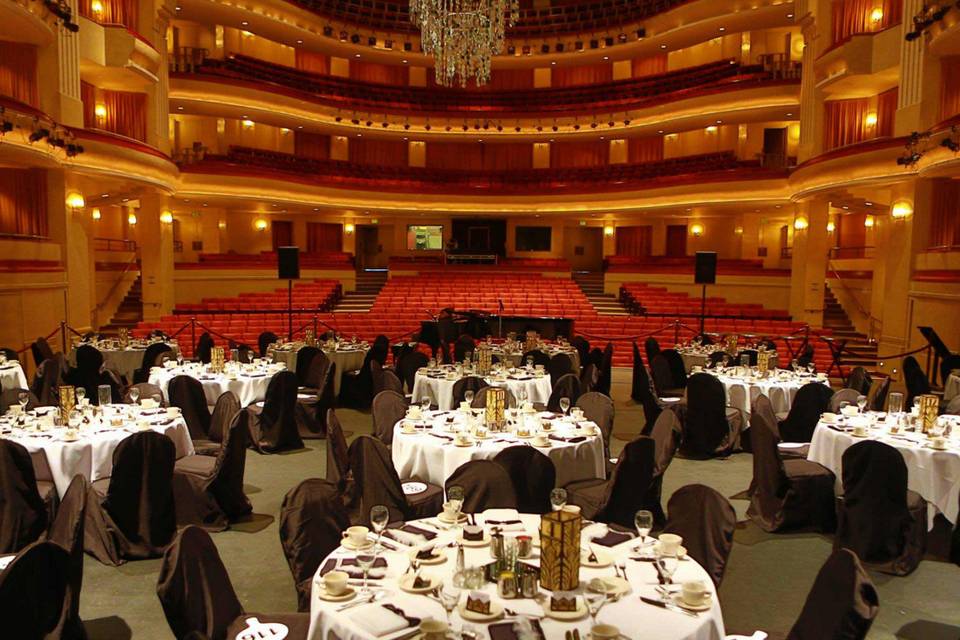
60, 321, 67, 352
190, 317, 196, 356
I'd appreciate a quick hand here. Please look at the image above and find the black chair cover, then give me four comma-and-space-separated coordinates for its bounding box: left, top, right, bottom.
680, 373, 737, 458
248, 371, 303, 453
644, 409, 682, 526
661, 349, 687, 390
207, 391, 242, 447
124, 382, 165, 406
0, 540, 70, 638
786, 548, 879, 640
445, 460, 518, 512
67, 345, 111, 405
294, 347, 321, 387
85, 431, 176, 565
0, 387, 38, 412
325, 409, 351, 490
650, 354, 680, 398
576, 392, 614, 457
846, 367, 872, 396
644, 337, 661, 365
372, 390, 407, 446
779, 382, 834, 443
279, 479, 350, 611
663, 484, 736, 587
454, 335, 476, 362
398, 350, 429, 394
570, 336, 590, 369
596, 343, 614, 396
902, 355, 931, 407
866, 377, 890, 412
134, 343, 174, 384
828, 388, 861, 413
471, 386, 516, 409
382, 368, 403, 394
258, 331, 279, 358
338, 349, 378, 409
836, 441, 925, 575
547, 353, 574, 382
492, 446, 555, 514
546, 373, 582, 412
631, 343, 662, 433
0, 440, 49, 554
579, 363, 599, 394
566, 437, 656, 529
32, 355, 66, 406
452, 376, 486, 405
47, 474, 88, 640
168, 375, 212, 440
195, 333, 214, 365
31, 337, 55, 368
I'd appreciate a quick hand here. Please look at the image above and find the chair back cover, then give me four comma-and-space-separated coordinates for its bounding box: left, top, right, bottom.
547, 353, 574, 382
492, 446, 555, 514
68, 344, 108, 404
0, 540, 70, 638
576, 392, 614, 455
0, 439, 48, 554
631, 342, 661, 427
779, 382, 833, 443
746, 402, 790, 531
372, 390, 407, 446
370, 360, 386, 396
579, 363, 599, 394
254, 371, 303, 452
382, 369, 403, 394
522, 350, 552, 369
31, 337, 55, 367
644, 409, 682, 525
32, 355, 65, 406
0, 387, 38, 412
47, 474, 88, 639
649, 354, 675, 397
325, 409, 350, 487
663, 484, 736, 587
681, 373, 730, 457
195, 333, 215, 365
279, 478, 350, 611
452, 376, 486, 405
828, 388, 861, 413
837, 441, 918, 568
294, 346, 321, 387
302, 351, 330, 391
570, 336, 590, 368
346, 435, 409, 523
168, 375, 212, 440
208, 391, 241, 445
786, 548, 879, 640
661, 349, 687, 389
157, 526, 244, 640
644, 337, 661, 364
902, 355, 931, 407
398, 350, 429, 394
135, 343, 173, 383
866, 377, 890, 412
596, 436, 656, 529
738, 349, 759, 366
846, 367, 872, 396
471, 386, 516, 409
257, 331, 278, 357
454, 335, 476, 362
125, 383, 165, 406
445, 460, 518, 512
547, 373, 582, 412
313, 362, 337, 433
596, 343, 614, 396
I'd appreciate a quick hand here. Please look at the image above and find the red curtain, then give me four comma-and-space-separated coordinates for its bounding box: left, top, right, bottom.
307, 222, 343, 253
831, 0, 901, 44
550, 141, 608, 168
351, 60, 408, 86
632, 55, 668, 77
426, 142, 534, 170
930, 179, 960, 249
552, 63, 613, 87
102, 89, 147, 142
0, 41, 39, 108
271, 220, 293, 250
350, 138, 408, 167
294, 132, 330, 160
78, 0, 138, 30
823, 98, 870, 150
876, 87, 897, 137
616, 226, 652, 257
940, 57, 960, 121
80, 81, 97, 128
0, 169, 47, 237
295, 51, 330, 75
629, 137, 664, 163
665, 225, 688, 257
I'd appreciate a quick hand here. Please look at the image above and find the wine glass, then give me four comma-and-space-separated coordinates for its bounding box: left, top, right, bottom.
128, 386, 140, 405
370, 505, 389, 552
807, 363, 816, 375
447, 485, 464, 516
656, 551, 679, 592
421, 397, 431, 413
355, 552, 376, 594
550, 488, 567, 511
75, 387, 86, 406
17, 391, 29, 412
857, 395, 868, 414
464, 390, 474, 406
584, 592, 607, 626
790, 359, 799, 372
439, 585, 461, 625
559, 397, 570, 415
634, 510, 654, 546
526, 356, 534, 369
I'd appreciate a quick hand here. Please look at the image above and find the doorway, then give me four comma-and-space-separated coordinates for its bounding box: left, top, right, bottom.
564, 226, 603, 271
665, 225, 688, 257
356, 225, 382, 269
762, 128, 788, 168
271, 220, 293, 250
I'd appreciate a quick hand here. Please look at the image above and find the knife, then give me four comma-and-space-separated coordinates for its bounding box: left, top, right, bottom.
640, 596, 699, 618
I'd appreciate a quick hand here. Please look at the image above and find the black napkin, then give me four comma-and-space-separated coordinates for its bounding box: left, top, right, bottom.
319, 557, 387, 576
592, 529, 635, 547
429, 433, 453, 441
485, 519, 522, 526
548, 435, 587, 444
386, 523, 438, 541
488, 619, 546, 640
382, 604, 420, 628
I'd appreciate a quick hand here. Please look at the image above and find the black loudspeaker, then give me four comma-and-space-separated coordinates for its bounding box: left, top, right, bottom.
277, 246, 300, 280
694, 251, 717, 285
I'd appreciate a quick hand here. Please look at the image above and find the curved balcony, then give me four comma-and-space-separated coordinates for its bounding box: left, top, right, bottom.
0, 0, 58, 45
172, 54, 800, 120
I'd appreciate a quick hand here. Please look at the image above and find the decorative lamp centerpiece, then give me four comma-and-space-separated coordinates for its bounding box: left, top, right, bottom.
918, 394, 939, 434
757, 351, 770, 376
538, 509, 581, 591
484, 387, 506, 431
475, 344, 493, 375
59, 386, 76, 424
525, 330, 539, 354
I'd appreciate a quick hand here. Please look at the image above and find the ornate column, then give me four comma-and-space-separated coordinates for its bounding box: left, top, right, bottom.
789, 199, 829, 327
138, 195, 175, 322
46, 171, 95, 332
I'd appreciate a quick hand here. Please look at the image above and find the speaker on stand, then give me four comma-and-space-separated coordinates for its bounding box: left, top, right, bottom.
277, 247, 300, 340
694, 251, 717, 338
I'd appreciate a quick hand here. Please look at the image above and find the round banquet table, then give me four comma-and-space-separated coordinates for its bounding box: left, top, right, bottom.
149, 362, 283, 408
0, 362, 28, 392
391, 409, 606, 487
269, 344, 369, 396
807, 414, 960, 527
679, 350, 779, 373
492, 346, 581, 373
69, 342, 180, 382
0, 404, 194, 497
412, 369, 553, 412
307, 511, 725, 640
706, 370, 829, 417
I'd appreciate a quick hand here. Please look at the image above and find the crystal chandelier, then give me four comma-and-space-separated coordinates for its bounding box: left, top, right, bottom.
410, 0, 519, 87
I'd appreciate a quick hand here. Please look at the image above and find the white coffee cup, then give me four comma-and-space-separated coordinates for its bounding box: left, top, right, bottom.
419, 618, 449, 640
407, 406, 422, 419
853, 424, 868, 437
821, 412, 837, 424
401, 420, 416, 434
455, 432, 471, 445
681, 580, 711, 607
322, 570, 349, 595
561, 504, 581, 515
658, 533, 683, 555
931, 436, 948, 449
590, 623, 621, 639
341, 526, 369, 547
533, 433, 549, 446
442, 501, 460, 519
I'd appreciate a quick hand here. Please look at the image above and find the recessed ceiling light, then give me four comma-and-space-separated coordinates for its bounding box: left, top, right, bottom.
716, 119, 722, 124
657, 130, 664, 134
177, 106, 183, 110
101, 193, 109, 198
355, 53, 361, 58
241, 21, 248, 26
402, 59, 408, 64
297, 126, 303, 129
602, 56, 609, 60
718, 27, 725, 31
202, 203, 208, 207
787, 13, 794, 18
865, 201, 873, 206
551, 61, 556, 65
659, 44, 667, 49
357, 133, 362, 137
786, 112, 793, 117
296, 39, 303, 44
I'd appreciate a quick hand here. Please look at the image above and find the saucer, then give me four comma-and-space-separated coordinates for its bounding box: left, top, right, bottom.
341, 538, 374, 551
514, 432, 534, 439
587, 576, 630, 598
673, 594, 713, 612
580, 549, 612, 568
458, 601, 504, 622
437, 511, 468, 524
532, 440, 552, 448
399, 573, 441, 594
317, 586, 356, 602
454, 440, 474, 447
541, 600, 588, 621
457, 533, 490, 547
652, 542, 688, 559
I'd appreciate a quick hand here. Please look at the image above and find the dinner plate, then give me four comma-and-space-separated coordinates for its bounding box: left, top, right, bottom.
400, 572, 443, 594
673, 594, 713, 611
588, 576, 630, 598
541, 599, 588, 621
317, 586, 356, 602
437, 512, 468, 524
458, 601, 504, 622
340, 538, 374, 551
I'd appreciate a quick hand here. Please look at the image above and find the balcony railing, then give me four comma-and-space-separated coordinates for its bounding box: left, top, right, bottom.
94, 237, 137, 252
170, 47, 209, 73
828, 246, 875, 259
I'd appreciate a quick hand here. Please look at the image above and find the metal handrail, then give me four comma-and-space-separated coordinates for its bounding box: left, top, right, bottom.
94, 254, 140, 314
826, 260, 881, 340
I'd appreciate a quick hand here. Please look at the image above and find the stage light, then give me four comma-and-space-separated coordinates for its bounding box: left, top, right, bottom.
793, 217, 808, 231
160, 210, 174, 224
66, 192, 85, 210
690, 223, 704, 236
603, 225, 615, 237
891, 200, 913, 219
128, 212, 138, 226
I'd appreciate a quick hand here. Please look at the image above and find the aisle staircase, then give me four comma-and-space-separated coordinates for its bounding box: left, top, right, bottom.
333, 269, 387, 313
100, 275, 143, 335
823, 285, 879, 372
573, 272, 629, 316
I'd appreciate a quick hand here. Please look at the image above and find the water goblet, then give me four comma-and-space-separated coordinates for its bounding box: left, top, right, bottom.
857, 395, 868, 414
550, 488, 567, 511
421, 397, 431, 413
370, 505, 389, 552
807, 363, 816, 375
584, 592, 607, 626
129, 387, 140, 405
447, 485, 465, 516
559, 397, 570, 415
655, 551, 679, 594
75, 388, 86, 406
634, 510, 653, 545
355, 552, 377, 594
18, 391, 29, 412
439, 585, 461, 625
464, 390, 474, 406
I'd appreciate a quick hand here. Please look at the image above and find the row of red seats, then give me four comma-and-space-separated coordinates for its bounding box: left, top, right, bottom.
619, 282, 791, 320
174, 279, 341, 312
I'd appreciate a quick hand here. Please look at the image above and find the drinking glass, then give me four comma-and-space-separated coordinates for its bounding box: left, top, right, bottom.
421, 397, 431, 413
447, 485, 464, 516
75, 388, 86, 406
584, 592, 607, 626
176, 354, 183, 367
807, 363, 816, 375
656, 551, 679, 590
634, 510, 654, 544
129, 387, 140, 405
526, 357, 534, 369
550, 488, 567, 511
559, 397, 570, 415
355, 552, 376, 594
464, 390, 474, 405
790, 359, 799, 372
98, 384, 112, 407
857, 395, 868, 414
370, 505, 389, 552
17, 391, 29, 411
887, 392, 903, 414
439, 585, 461, 624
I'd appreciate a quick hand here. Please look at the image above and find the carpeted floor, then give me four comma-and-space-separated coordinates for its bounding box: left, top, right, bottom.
79, 370, 960, 639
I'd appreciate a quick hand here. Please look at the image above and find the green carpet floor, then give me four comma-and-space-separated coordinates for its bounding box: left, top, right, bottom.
79, 370, 960, 639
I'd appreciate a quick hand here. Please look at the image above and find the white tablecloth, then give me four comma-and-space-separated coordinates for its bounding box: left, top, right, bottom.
307, 512, 725, 640
493, 346, 581, 372
69, 342, 180, 382
2, 408, 194, 497
412, 371, 553, 411
709, 371, 828, 417
807, 416, 960, 526
392, 411, 606, 487
0, 363, 28, 392
271, 345, 368, 396
945, 374, 960, 403
680, 351, 779, 373
149, 364, 281, 407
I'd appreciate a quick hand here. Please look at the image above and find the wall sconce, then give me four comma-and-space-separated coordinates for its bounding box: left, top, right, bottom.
705, 125, 718, 134
603, 225, 615, 237
218, 220, 227, 230
741, 42, 751, 53
690, 223, 704, 236
94, 104, 107, 121
664, 133, 678, 141
864, 215, 875, 228
90, 0, 103, 16
826, 221, 836, 233
254, 218, 268, 231
734, 226, 744, 235
864, 112, 878, 128
241, 119, 255, 129
91, 208, 101, 220
160, 210, 174, 224
870, 7, 883, 23
794, 216, 809, 230
344, 223, 355, 234
65, 192, 85, 210
280, 127, 291, 135
891, 199, 913, 219
127, 212, 138, 226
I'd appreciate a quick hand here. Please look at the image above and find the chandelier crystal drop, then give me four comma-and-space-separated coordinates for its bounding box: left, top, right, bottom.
410, 0, 519, 87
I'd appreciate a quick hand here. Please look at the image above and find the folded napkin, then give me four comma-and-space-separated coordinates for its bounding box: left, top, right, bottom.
488, 619, 546, 640
349, 604, 410, 637
429, 433, 453, 441
548, 435, 587, 444
319, 557, 387, 578
386, 523, 437, 544
591, 529, 635, 547
485, 518, 525, 533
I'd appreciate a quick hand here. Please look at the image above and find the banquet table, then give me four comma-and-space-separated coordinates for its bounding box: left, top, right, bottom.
0, 404, 194, 497
945, 373, 960, 403
491, 345, 581, 372
392, 409, 606, 487
412, 368, 553, 411
148, 361, 283, 407
807, 414, 960, 527
0, 361, 28, 392
269, 343, 369, 396
307, 511, 725, 640
705, 369, 829, 417
679, 350, 778, 373
69, 341, 180, 382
